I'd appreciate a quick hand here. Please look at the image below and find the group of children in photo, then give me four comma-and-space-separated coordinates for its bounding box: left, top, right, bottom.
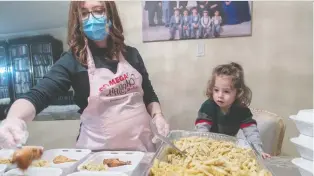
169, 7, 222, 40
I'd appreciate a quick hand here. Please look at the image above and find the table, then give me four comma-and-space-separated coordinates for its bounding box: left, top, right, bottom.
130, 153, 154, 176
131, 153, 302, 176
264, 157, 302, 176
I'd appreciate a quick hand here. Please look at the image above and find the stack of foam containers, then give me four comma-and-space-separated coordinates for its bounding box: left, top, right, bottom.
289, 109, 314, 176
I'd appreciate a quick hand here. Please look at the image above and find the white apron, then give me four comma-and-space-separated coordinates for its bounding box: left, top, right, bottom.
76, 47, 155, 152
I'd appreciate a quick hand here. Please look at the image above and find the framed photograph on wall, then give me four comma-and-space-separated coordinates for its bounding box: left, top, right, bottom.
142, 1, 252, 42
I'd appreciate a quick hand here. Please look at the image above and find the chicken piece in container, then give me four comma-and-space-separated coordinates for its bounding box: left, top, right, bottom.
12, 146, 43, 170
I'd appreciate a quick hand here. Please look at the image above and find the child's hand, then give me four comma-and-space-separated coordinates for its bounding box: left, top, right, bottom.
261, 152, 271, 159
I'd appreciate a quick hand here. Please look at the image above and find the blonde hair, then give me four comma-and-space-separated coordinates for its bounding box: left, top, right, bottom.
206, 62, 252, 106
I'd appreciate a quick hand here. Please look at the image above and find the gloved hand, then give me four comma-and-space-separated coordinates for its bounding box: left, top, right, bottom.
151, 113, 170, 143
0, 118, 29, 149
261, 152, 271, 159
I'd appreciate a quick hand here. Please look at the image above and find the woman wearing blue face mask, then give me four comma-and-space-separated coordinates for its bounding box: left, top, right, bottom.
0, 1, 169, 152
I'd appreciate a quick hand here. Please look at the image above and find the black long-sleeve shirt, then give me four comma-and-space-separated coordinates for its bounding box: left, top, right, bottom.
195, 99, 264, 153
20, 45, 159, 114
195, 99, 257, 136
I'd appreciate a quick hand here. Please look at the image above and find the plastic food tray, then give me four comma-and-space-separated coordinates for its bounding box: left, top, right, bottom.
78, 151, 145, 174
144, 130, 274, 176
4, 167, 63, 176
33, 148, 91, 176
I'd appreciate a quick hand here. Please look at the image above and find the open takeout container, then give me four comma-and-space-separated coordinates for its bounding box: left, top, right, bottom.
77, 151, 144, 174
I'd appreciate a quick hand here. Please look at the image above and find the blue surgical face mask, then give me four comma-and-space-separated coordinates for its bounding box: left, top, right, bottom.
83, 15, 112, 41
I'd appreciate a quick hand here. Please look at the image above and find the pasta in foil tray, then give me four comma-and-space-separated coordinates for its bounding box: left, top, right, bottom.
149, 136, 272, 176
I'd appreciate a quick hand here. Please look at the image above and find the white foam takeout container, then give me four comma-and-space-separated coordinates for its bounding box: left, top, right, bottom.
0, 164, 7, 175
67, 171, 128, 176
0, 146, 44, 172
77, 151, 144, 174
290, 134, 313, 161
296, 109, 314, 123
291, 158, 314, 176
32, 148, 92, 175
290, 109, 314, 137
4, 167, 63, 176
0, 149, 15, 173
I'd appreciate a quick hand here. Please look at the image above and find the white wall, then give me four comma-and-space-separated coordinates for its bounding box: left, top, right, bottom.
22, 1, 313, 156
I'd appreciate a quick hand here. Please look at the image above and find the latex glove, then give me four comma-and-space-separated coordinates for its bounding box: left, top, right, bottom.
0, 118, 29, 149
152, 114, 170, 143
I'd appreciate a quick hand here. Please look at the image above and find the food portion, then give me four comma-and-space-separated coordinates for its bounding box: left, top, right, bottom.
12, 147, 43, 170
103, 158, 131, 167
150, 136, 273, 176
53, 155, 77, 164
31, 159, 50, 167
1, 148, 84, 170
80, 163, 109, 171
0, 158, 12, 164
80, 158, 132, 171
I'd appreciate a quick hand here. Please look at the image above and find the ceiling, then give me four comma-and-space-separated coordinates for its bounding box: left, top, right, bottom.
0, 1, 69, 34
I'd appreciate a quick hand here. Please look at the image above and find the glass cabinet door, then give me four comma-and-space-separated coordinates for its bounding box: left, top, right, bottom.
10, 44, 32, 99
31, 43, 53, 85
0, 46, 10, 104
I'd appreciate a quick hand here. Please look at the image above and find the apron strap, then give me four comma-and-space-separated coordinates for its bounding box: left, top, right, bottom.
86, 46, 96, 75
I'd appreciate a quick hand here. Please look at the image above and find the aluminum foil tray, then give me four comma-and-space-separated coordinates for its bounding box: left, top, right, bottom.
144, 130, 275, 176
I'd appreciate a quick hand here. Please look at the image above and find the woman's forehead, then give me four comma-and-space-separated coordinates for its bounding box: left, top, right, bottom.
81, 1, 104, 10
